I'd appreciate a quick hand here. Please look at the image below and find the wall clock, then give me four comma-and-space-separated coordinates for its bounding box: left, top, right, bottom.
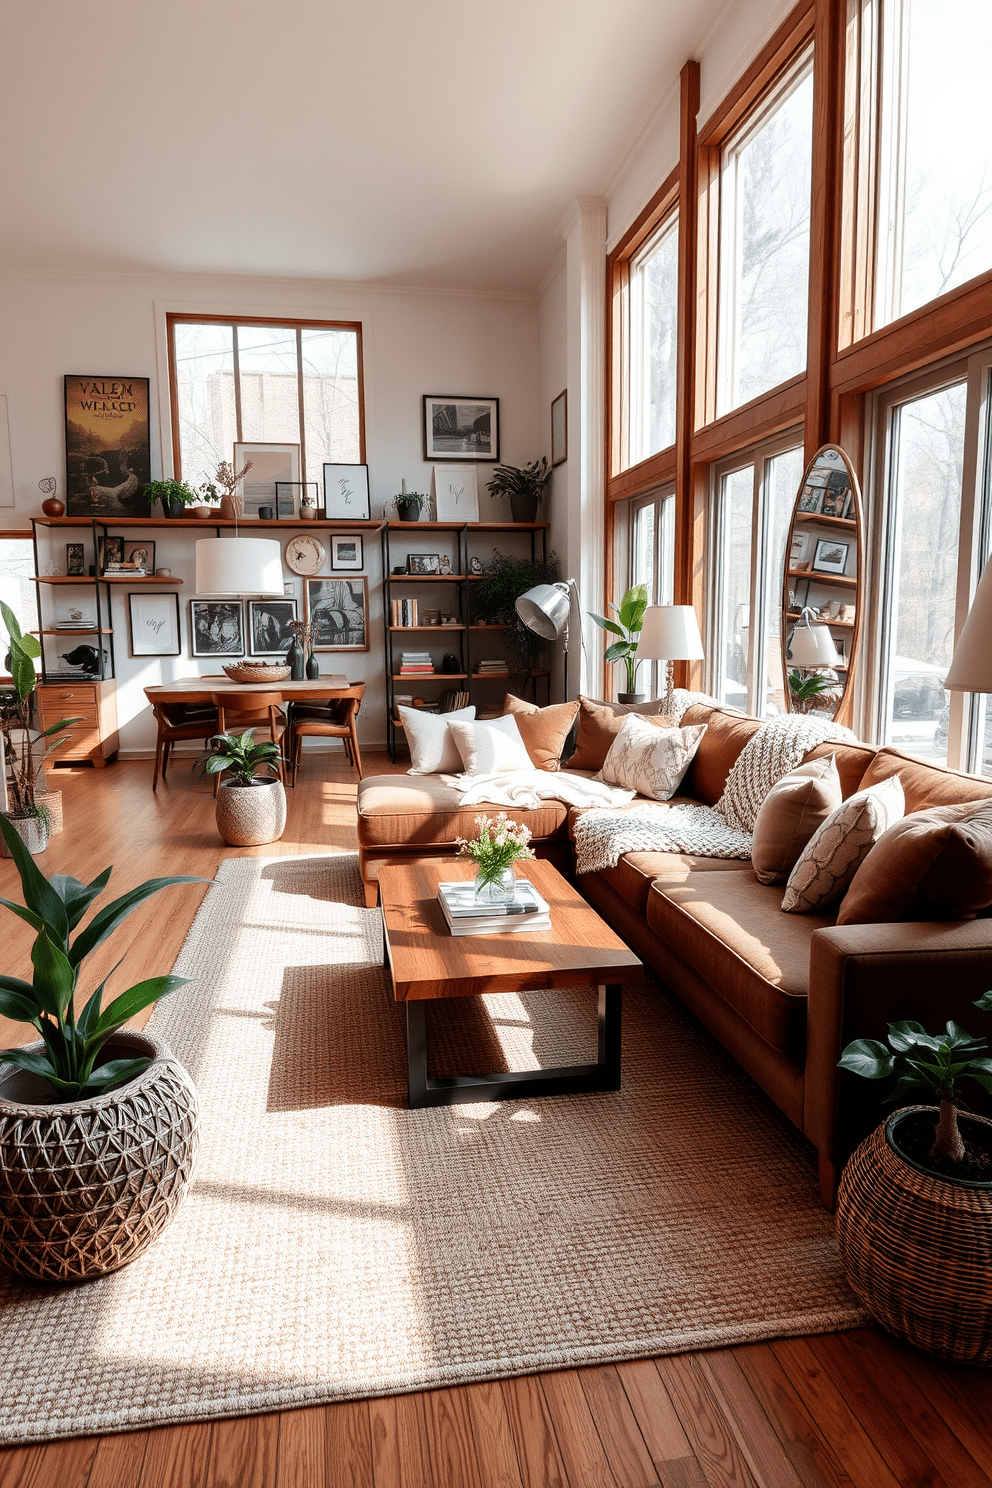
284, 535, 326, 576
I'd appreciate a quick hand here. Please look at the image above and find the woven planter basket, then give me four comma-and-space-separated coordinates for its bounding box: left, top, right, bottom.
836, 1105, 992, 1364
35, 789, 63, 836
0, 1028, 199, 1282
215, 778, 286, 846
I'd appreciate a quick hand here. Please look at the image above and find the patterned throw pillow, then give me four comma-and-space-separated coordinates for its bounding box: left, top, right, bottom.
595, 715, 706, 802
447, 715, 532, 775
781, 776, 905, 913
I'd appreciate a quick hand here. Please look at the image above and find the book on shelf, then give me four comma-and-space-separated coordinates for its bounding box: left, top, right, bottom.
437, 879, 551, 937
440, 689, 469, 711
391, 598, 420, 626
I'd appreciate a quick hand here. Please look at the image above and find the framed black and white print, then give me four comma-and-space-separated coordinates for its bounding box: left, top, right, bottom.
234, 442, 301, 517
128, 592, 181, 657
323, 463, 371, 520
797, 488, 822, 514
123, 539, 155, 573
275, 481, 320, 519
423, 395, 499, 462
190, 599, 244, 657
248, 597, 298, 658
65, 543, 85, 575
812, 538, 850, 576
305, 577, 369, 652
330, 534, 364, 571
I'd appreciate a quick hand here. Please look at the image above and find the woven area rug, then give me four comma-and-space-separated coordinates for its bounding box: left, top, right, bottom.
0, 853, 863, 1445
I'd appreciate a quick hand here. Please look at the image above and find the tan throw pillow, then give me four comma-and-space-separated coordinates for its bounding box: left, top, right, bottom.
596, 715, 706, 802
399, 704, 476, 774
751, 756, 843, 885
501, 694, 579, 772
447, 715, 532, 775
838, 799, 992, 924
781, 776, 905, 914
567, 695, 674, 772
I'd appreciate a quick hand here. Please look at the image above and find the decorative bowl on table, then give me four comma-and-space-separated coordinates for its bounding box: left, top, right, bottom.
222, 663, 292, 683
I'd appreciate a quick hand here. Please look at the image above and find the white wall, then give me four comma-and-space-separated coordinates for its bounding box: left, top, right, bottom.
0, 268, 540, 753
537, 255, 568, 699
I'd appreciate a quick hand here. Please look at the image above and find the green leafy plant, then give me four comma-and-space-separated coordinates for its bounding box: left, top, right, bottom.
788, 668, 833, 711
838, 992, 992, 1165
589, 584, 648, 694
0, 602, 80, 820
195, 729, 283, 788
456, 813, 535, 888
142, 479, 200, 509
390, 491, 427, 515
486, 458, 551, 504
0, 815, 207, 1100
472, 551, 560, 676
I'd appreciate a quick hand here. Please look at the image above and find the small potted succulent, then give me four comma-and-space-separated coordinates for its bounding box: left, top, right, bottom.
486, 457, 551, 524
0, 814, 206, 1279
391, 490, 428, 522
0, 602, 80, 855
456, 812, 535, 906
589, 584, 649, 703
196, 729, 286, 846
835, 996, 992, 1363
142, 478, 201, 519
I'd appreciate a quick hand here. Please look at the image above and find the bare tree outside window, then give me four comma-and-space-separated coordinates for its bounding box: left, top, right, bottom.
629, 215, 678, 463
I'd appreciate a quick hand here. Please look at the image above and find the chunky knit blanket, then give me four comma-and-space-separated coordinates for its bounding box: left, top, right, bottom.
573, 712, 854, 875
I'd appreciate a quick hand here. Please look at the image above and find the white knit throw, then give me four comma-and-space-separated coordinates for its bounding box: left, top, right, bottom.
573, 712, 854, 875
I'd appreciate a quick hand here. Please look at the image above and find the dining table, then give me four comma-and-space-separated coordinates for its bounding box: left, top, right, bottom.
144, 675, 350, 706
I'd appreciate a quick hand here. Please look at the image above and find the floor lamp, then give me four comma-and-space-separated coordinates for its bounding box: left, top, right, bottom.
635, 606, 704, 717
515, 580, 586, 697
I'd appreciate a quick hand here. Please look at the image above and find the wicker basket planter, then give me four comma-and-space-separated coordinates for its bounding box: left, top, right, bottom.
0, 811, 48, 857
0, 1028, 199, 1282
215, 778, 286, 846
836, 1105, 992, 1364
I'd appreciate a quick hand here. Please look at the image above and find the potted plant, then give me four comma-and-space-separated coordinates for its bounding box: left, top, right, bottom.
211, 458, 254, 520
589, 584, 649, 703
472, 551, 560, 680
787, 668, 835, 714
0, 815, 206, 1280
141, 478, 200, 519
196, 729, 287, 846
193, 477, 223, 519
486, 458, 551, 524
456, 813, 535, 905
391, 491, 427, 522
0, 602, 80, 855
835, 996, 992, 1363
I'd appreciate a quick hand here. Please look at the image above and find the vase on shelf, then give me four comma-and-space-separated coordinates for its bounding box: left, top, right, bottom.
305, 652, 319, 680
286, 638, 305, 682
473, 865, 517, 907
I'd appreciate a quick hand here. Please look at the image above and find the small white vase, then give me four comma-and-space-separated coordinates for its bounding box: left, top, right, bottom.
473, 865, 517, 906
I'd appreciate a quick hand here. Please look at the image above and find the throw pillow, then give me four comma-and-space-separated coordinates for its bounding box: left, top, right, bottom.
781, 776, 905, 913
502, 694, 579, 772
751, 756, 843, 885
838, 799, 992, 924
447, 715, 532, 775
596, 715, 706, 802
567, 695, 675, 772
399, 703, 476, 775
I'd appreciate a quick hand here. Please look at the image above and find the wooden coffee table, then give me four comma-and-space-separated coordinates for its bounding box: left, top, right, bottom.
378, 859, 642, 1108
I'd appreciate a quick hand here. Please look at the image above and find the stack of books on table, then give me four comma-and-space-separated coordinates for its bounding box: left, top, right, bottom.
437, 879, 551, 937
400, 651, 434, 675
474, 659, 510, 677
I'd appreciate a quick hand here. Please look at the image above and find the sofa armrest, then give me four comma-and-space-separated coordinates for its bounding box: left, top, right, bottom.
804, 919, 992, 1162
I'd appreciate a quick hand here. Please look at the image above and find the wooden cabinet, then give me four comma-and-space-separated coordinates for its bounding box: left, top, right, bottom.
37, 681, 119, 768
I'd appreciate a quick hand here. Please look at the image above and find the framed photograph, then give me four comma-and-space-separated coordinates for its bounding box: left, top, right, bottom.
407, 552, 440, 575
330, 534, 364, 572
64, 375, 151, 518
819, 488, 849, 518
423, 395, 499, 462
123, 539, 155, 574
470, 555, 483, 574
190, 599, 244, 657
97, 535, 123, 573
797, 487, 822, 514
65, 543, 85, 576
275, 481, 319, 520
813, 538, 850, 575
248, 597, 298, 658
433, 464, 480, 522
127, 592, 181, 657
834, 636, 847, 663
323, 463, 371, 520
804, 469, 829, 488
233, 443, 300, 518
305, 577, 369, 651
789, 533, 810, 567
551, 389, 567, 467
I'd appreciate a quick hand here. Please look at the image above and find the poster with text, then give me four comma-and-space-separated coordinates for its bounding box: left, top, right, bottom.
64, 375, 151, 516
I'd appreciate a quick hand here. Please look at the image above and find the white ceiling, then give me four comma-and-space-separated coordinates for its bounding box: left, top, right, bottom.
1, 0, 731, 294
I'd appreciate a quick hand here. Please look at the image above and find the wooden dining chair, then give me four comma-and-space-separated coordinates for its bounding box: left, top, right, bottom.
289, 683, 365, 784
151, 700, 221, 792
209, 690, 288, 794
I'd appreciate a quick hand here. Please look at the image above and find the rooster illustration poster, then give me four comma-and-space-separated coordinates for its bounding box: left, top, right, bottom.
64, 375, 151, 516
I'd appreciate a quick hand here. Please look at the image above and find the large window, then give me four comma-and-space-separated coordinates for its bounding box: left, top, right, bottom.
168, 317, 363, 487
628, 215, 679, 463
718, 55, 814, 415
0, 535, 37, 675
613, 489, 675, 698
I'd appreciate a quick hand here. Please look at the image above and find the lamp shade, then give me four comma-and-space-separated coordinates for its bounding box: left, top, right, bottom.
516, 582, 571, 640
789, 620, 839, 668
945, 559, 992, 691
195, 538, 284, 596
636, 605, 704, 661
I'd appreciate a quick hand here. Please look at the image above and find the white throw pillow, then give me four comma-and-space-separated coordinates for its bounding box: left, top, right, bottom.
400, 704, 476, 775
595, 714, 706, 802
447, 715, 532, 775
781, 775, 905, 913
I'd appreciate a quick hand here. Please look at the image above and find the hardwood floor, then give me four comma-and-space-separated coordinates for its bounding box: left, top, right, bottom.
1, 753, 990, 1488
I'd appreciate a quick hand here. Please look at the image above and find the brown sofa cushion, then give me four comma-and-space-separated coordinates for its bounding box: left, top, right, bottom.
781, 776, 905, 913
647, 871, 833, 1057
502, 694, 579, 772
680, 705, 761, 807
566, 696, 674, 772
751, 756, 843, 885
596, 850, 753, 914
356, 775, 568, 848
838, 800, 992, 924
805, 739, 877, 800
859, 746, 992, 813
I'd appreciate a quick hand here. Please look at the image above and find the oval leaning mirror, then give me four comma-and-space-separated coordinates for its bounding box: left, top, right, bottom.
780, 444, 863, 726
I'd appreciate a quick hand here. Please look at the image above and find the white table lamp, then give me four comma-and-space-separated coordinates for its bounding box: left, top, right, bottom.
636, 605, 704, 717
195, 537, 284, 596
945, 558, 992, 692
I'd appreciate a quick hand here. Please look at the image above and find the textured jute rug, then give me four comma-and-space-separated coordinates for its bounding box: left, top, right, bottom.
0, 853, 863, 1446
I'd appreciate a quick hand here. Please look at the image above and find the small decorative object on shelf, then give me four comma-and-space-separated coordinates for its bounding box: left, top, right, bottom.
391, 483, 427, 522
38, 477, 64, 519
210, 458, 254, 521
456, 812, 536, 906
589, 583, 648, 703
486, 456, 551, 524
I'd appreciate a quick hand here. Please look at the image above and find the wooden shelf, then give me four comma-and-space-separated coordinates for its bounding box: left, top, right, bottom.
386, 574, 466, 582
389, 624, 465, 632
392, 673, 467, 681
384, 521, 549, 532
786, 609, 855, 628
33, 515, 383, 530
787, 569, 857, 589
32, 574, 184, 585
33, 628, 113, 636
794, 514, 856, 530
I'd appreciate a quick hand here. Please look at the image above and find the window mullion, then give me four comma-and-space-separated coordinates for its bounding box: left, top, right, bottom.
296, 328, 307, 487
232, 327, 243, 445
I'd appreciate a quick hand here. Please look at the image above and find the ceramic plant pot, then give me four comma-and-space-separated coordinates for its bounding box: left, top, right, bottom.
0, 812, 48, 857
509, 493, 539, 523
617, 693, 646, 706
398, 501, 422, 522
0, 1028, 199, 1281
215, 779, 287, 847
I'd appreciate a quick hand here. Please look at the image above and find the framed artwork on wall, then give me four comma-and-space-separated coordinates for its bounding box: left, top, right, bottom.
330, 534, 364, 571
423, 395, 499, 462
64, 375, 152, 518
190, 599, 244, 657
128, 592, 181, 657
248, 598, 298, 658
323, 463, 371, 520
551, 389, 567, 466
305, 577, 369, 651
813, 538, 851, 576
433, 464, 479, 522
233, 443, 301, 518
